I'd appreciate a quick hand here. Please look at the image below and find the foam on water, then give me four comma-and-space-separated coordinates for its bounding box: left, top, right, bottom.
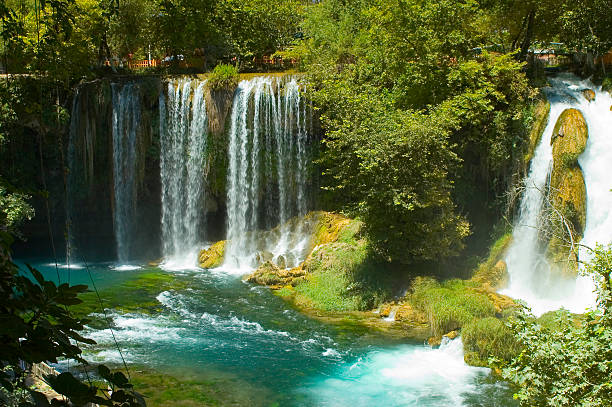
303, 338, 495, 406
156, 290, 293, 339
45, 262, 86, 270
86, 312, 184, 344
111, 264, 142, 271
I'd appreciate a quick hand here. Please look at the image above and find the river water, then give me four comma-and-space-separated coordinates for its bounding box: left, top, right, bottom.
19, 259, 516, 406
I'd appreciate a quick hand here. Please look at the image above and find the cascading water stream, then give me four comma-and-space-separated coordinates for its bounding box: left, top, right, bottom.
111, 83, 141, 265
503, 74, 611, 315
223, 77, 312, 273
159, 79, 208, 269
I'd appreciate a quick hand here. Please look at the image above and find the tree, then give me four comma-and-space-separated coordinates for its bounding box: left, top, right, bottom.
558, 0, 612, 74
312, 78, 470, 264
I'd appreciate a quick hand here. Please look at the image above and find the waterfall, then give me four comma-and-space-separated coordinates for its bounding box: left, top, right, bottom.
66, 84, 101, 265
502, 74, 612, 315
224, 77, 312, 272
111, 83, 141, 265
159, 78, 208, 268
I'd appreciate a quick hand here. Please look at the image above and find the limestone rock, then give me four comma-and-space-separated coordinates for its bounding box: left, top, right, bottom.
255, 250, 273, 265
428, 336, 442, 347
582, 88, 596, 102
245, 261, 282, 285
549, 108, 588, 246
472, 259, 509, 291
444, 330, 459, 340
394, 303, 427, 324
245, 261, 306, 287
551, 109, 588, 159
379, 304, 392, 318
198, 240, 226, 269
486, 292, 517, 314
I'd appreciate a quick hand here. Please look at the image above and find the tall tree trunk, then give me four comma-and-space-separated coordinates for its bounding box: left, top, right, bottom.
519, 9, 536, 61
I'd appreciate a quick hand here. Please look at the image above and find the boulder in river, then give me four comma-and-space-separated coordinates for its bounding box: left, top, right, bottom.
581, 88, 595, 102
199, 240, 226, 269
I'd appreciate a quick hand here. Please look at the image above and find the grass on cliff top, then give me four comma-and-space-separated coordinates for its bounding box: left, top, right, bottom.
207, 64, 239, 91
409, 277, 496, 337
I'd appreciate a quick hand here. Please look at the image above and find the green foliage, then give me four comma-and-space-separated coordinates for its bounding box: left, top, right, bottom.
0, 186, 34, 231
558, 0, 612, 61
303, 0, 535, 265
503, 245, 612, 406
207, 63, 239, 91
409, 277, 496, 336
462, 317, 521, 367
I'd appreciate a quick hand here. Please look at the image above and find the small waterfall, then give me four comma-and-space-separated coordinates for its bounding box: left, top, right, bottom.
503, 74, 612, 315
111, 83, 141, 264
224, 77, 312, 272
159, 78, 208, 268
66, 88, 82, 266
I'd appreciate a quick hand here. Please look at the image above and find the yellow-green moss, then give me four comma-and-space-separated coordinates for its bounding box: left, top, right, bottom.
198, 240, 226, 269
525, 98, 551, 164
471, 233, 512, 290
311, 212, 355, 248
409, 277, 497, 337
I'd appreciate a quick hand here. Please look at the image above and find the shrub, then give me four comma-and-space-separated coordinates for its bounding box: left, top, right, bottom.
503, 246, 612, 406
410, 277, 496, 336
292, 241, 393, 311
207, 64, 239, 91
462, 317, 521, 367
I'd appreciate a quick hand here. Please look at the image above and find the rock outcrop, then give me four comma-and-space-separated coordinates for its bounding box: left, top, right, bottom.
198, 240, 226, 268
548, 108, 588, 273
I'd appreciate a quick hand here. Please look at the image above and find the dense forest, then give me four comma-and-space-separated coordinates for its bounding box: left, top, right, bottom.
1, 0, 612, 406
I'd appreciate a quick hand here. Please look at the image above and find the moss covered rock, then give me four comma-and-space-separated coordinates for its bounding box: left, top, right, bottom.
547, 109, 588, 272
198, 240, 226, 269
311, 212, 357, 248
245, 262, 306, 287
471, 233, 512, 290
551, 108, 588, 163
